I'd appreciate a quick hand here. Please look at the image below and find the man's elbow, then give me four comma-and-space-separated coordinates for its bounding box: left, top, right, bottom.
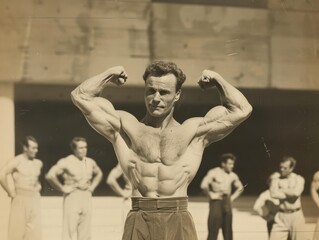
241, 104, 253, 119
70, 89, 80, 105
45, 172, 54, 182
106, 177, 114, 186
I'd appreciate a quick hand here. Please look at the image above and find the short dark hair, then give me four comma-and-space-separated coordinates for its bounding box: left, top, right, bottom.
281, 156, 296, 169
70, 137, 87, 150
22, 136, 38, 148
143, 60, 186, 92
220, 153, 236, 164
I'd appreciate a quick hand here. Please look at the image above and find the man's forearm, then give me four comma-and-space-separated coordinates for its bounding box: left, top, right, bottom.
0, 175, 15, 197
270, 189, 286, 199
46, 176, 64, 192
72, 70, 113, 100
214, 74, 252, 115
89, 173, 103, 192
231, 189, 242, 202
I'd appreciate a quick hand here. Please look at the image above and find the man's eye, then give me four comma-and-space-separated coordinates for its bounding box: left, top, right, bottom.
147, 89, 155, 94
160, 91, 169, 95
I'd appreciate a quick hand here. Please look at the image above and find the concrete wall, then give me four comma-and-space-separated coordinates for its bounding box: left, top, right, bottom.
0, 0, 318, 89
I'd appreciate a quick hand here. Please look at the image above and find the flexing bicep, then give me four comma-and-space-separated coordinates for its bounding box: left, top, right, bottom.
72, 92, 121, 142
196, 105, 246, 146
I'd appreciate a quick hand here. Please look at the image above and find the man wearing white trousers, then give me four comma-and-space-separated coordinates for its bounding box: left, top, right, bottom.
0, 136, 43, 240
269, 156, 306, 240
46, 137, 103, 240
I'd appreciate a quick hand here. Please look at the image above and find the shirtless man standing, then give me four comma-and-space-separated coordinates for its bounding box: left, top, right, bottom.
311, 171, 319, 240
0, 136, 42, 240
269, 156, 306, 240
45, 137, 103, 240
107, 163, 132, 199
71, 61, 252, 239
200, 153, 243, 240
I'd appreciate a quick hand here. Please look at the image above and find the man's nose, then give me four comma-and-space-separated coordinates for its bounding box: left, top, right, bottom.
153, 92, 161, 102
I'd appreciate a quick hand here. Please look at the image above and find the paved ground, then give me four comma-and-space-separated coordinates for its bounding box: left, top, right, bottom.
0, 196, 318, 240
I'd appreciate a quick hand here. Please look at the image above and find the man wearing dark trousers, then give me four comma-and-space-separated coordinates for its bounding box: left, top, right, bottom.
201, 153, 243, 240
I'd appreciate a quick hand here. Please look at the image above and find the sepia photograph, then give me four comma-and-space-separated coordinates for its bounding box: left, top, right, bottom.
1, 0, 319, 239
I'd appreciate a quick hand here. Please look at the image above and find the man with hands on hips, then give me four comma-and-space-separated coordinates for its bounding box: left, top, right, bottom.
71, 61, 252, 240
46, 137, 103, 240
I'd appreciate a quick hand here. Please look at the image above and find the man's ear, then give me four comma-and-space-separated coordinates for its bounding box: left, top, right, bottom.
174, 89, 181, 102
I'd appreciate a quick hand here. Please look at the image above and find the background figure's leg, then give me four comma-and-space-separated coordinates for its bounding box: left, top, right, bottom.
77, 194, 92, 240
8, 196, 26, 240
313, 218, 319, 240
25, 195, 42, 240
62, 194, 80, 240
270, 213, 289, 240
207, 200, 223, 240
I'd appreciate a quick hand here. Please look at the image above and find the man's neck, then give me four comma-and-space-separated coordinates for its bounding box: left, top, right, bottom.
22, 153, 34, 161
73, 154, 85, 161
143, 109, 177, 129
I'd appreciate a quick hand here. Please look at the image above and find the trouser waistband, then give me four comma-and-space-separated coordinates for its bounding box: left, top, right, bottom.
131, 197, 188, 211
15, 188, 40, 197
279, 208, 301, 213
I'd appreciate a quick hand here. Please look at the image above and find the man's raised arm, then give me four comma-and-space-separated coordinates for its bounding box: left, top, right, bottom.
196, 70, 252, 146
71, 66, 128, 142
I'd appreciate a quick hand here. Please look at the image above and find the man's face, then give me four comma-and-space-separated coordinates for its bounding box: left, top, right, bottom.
144, 74, 181, 117
279, 161, 293, 177
73, 141, 88, 159
222, 159, 235, 173
23, 140, 38, 159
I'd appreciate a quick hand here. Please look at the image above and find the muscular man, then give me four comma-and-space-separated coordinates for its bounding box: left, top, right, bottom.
0, 136, 42, 240
71, 61, 252, 239
107, 163, 132, 199
311, 171, 319, 240
269, 156, 305, 240
200, 153, 243, 240
45, 137, 103, 240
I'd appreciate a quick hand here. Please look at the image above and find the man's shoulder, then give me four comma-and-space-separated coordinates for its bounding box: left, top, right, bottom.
118, 111, 139, 122
86, 157, 97, 164
292, 173, 304, 181
270, 172, 280, 180
207, 167, 219, 174
34, 159, 43, 167
230, 171, 240, 179
57, 155, 73, 164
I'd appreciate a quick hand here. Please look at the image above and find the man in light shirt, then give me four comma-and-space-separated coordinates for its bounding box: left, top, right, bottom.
201, 153, 243, 240
0, 136, 43, 240
46, 137, 103, 240
269, 156, 305, 240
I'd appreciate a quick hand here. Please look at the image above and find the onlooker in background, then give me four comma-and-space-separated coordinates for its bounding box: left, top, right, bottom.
0, 136, 43, 240
107, 163, 133, 227
46, 137, 103, 240
106, 163, 132, 200
200, 153, 244, 240
311, 171, 319, 240
269, 156, 305, 240
253, 177, 280, 238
